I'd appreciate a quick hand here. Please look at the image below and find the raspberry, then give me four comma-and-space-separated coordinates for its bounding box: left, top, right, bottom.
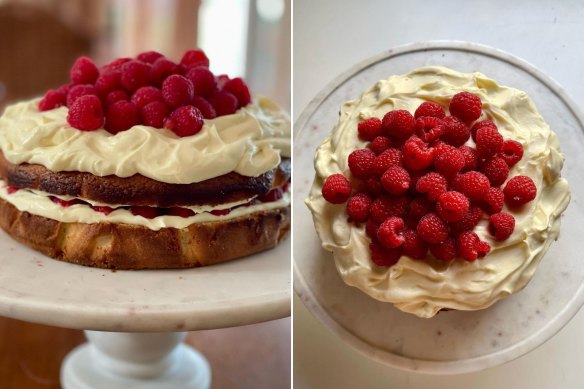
365, 219, 380, 239
449, 205, 483, 235
358, 118, 383, 141
408, 170, 427, 194
120, 60, 152, 92
210, 209, 231, 216
95, 70, 122, 95
416, 172, 448, 201
224, 77, 252, 107
67, 84, 98, 107
140, 101, 169, 128
457, 231, 490, 261
449, 92, 482, 123
457, 171, 490, 201
208, 90, 238, 116
416, 213, 448, 244
481, 187, 504, 215
186, 67, 217, 97
102, 58, 131, 72
433, 144, 465, 176
481, 157, 509, 186
499, 140, 524, 167
161, 75, 194, 108
258, 188, 284, 202
150, 57, 182, 85
39, 89, 66, 111
459, 145, 479, 171
131, 86, 163, 109
402, 229, 428, 259
370, 195, 408, 222
92, 206, 114, 215
167, 207, 196, 217
415, 117, 445, 143
381, 166, 410, 195
105, 101, 139, 134
369, 241, 401, 267
130, 206, 159, 219
377, 217, 405, 249
322, 174, 351, 204
504, 176, 537, 207
67, 95, 104, 131
365, 177, 383, 196
216, 74, 230, 89
475, 126, 503, 158
346, 193, 372, 222
408, 196, 435, 222
180, 49, 210, 68
368, 136, 392, 155
382, 110, 415, 139
104, 90, 130, 109
471, 119, 497, 142
51, 197, 82, 207
165, 105, 204, 137
348, 149, 376, 179
137, 51, 164, 64
436, 191, 469, 222
441, 116, 471, 146
191, 96, 217, 119
489, 212, 515, 241
56, 83, 72, 95
70, 56, 99, 85
429, 237, 457, 261
371, 148, 402, 175
403, 136, 435, 170
414, 102, 445, 119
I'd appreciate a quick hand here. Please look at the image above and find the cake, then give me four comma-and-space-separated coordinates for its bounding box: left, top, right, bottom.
306, 66, 570, 318
0, 49, 290, 269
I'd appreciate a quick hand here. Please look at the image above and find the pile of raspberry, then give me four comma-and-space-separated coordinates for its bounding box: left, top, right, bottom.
321, 92, 537, 266
38, 49, 251, 137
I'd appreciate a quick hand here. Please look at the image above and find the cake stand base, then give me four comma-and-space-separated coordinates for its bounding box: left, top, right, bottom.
61, 331, 211, 389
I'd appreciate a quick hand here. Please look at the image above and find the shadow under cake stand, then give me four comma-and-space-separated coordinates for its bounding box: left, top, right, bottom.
0, 231, 290, 388
294, 41, 584, 374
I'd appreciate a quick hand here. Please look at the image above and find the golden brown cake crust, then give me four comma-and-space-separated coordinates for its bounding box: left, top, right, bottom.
0, 198, 290, 269
0, 152, 291, 207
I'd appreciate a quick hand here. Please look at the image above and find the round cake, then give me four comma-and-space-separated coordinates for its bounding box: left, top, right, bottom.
0, 50, 290, 269
306, 66, 570, 318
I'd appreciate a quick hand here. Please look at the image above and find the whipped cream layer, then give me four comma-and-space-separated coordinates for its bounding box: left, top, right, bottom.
306, 66, 571, 318
0, 96, 290, 184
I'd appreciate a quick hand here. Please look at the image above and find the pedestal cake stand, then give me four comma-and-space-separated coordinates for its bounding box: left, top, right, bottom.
0, 230, 290, 388
294, 41, 584, 374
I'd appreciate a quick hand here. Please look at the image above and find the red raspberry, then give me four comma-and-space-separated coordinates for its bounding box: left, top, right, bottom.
167, 207, 196, 217
416, 172, 448, 201
481, 157, 509, 186
358, 118, 383, 141
408, 196, 435, 222
457, 231, 490, 261
403, 136, 435, 170
321, 174, 352, 204
436, 191, 469, 222
105, 101, 139, 134
210, 209, 231, 216
346, 193, 372, 222
70, 56, 99, 85
471, 119, 497, 142
368, 136, 393, 155
475, 126, 503, 158
459, 145, 479, 171
449, 205, 483, 235
441, 116, 471, 146
365, 177, 383, 196
186, 67, 217, 97
150, 57, 182, 85
67, 84, 98, 107
102, 58, 132, 72
369, 241, 401, 267
216, 74, 230, 89
414, 102, 445, 119
224, 78, 252, 107
377, 217, 405, 249
67, 95, 104, 131
131, 86, 163, 109
208, 90, 238, 116
162, 75, 194, 107
370, 195, 408, 222
365, 219, 380, 239
402, 229, 428, 259
258, 187, 284, 202
120, 60, 152, 92
180, 49, 210, 68
408, 170, 428, 194
130, 206, 159, 219
348, 149, 376, 179
56, 83, 72, 96
382, 110, 415, 139
39, 89, 66, 111
371, 148, 403, 175
457, 171, 490, 201
417, 213, 448, 244
104, 90, 130, 109
381, 166, 410, 195
429, 237, 457, 261
136, 51, 164, 64
499, 140, 524, 167
51, 197, 82, 207
165, 105, 204, 137
414, 117, 444, 143
95, 70, 122, 95
433, 144, 465, 177
504, 176, 537, 207
92, 205, 114, 215
489, 212, 515, 241
481, 187, 504, 215
140, 101, 169, 128
449, 92, 482, 123
191, 96, 217, 119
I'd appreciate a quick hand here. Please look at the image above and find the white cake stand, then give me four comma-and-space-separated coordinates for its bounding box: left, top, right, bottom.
0, 229, 290, 388
294, 41, 584, 375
